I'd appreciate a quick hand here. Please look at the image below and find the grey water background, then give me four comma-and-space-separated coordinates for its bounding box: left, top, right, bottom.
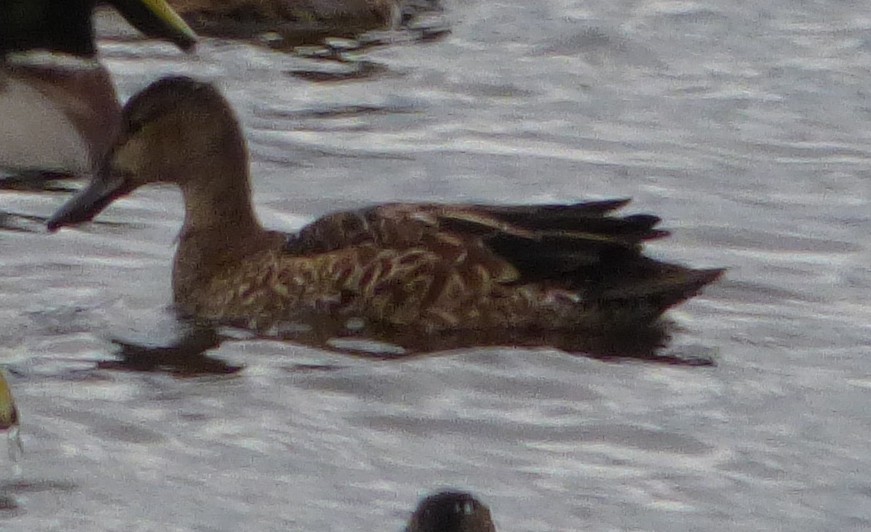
2, 0, 870, 529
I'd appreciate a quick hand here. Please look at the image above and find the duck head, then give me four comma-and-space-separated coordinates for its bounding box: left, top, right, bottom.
0, 0, 196, 57
47, 76, 246, 231
406, 491, 497, 532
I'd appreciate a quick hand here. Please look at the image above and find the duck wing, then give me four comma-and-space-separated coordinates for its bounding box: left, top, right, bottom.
283, 199, 685, 285
281, 200, 722, 324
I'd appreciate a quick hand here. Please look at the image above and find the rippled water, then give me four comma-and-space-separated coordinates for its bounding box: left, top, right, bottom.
2, 0, 870, 530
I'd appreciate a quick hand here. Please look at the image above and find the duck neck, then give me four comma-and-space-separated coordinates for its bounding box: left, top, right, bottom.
172, 139, 274, 310
177, 139, 264, 243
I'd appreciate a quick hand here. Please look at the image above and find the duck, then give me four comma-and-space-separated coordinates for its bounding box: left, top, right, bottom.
47, 76, 723, 337
165, 0, 398, 45
0, 369, 23, 460
0, 0, 197, 178
406, 491, 496, 532
0, 371, 18, 432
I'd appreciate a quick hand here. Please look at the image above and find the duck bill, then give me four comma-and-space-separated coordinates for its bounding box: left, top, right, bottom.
46, 169, 132, 232
0, 371, 18, 431
111, 0, 198, 51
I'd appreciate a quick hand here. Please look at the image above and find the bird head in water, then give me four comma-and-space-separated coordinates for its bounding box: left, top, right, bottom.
406, 491, 497, 532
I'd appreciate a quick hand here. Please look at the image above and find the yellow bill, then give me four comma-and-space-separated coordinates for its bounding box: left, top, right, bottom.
0, 371, 17, 431
112, 0, 198, 51
0, 371, 22, 461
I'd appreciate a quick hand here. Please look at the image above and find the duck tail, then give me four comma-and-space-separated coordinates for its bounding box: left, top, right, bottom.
599, 266, 724, 318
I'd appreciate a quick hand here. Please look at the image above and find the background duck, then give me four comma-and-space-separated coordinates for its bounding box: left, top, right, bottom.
165, 0, 414, 46
0, 371, 18, 433
47, 77, 723, 338
0, 0, 195, 57
0, 0, 196, 179
406, 491, 497, 532
0, 370, 22, 461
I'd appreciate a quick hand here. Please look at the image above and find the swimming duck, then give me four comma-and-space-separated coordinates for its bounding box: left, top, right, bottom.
1, 0, 196, 57
0, 0, 196, 177
47, 76, 723, 336
166, 0, 398, 45
406, 491, 496, 532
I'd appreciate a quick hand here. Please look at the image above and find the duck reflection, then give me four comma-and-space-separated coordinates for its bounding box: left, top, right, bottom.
103, 309, 711, 376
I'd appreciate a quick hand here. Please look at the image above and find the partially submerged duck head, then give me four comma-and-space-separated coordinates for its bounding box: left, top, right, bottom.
406, 491, 497, 532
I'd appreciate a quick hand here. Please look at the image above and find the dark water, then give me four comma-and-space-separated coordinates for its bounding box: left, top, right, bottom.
2, 0, 870, 530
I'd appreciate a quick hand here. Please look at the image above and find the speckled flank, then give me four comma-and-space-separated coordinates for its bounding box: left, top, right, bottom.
173, 201, 722, 333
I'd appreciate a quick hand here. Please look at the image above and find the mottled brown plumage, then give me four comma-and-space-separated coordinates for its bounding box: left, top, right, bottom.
166, 0, 398, 43
47, 76, 723, 336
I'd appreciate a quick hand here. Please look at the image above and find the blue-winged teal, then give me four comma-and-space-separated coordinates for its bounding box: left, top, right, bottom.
47, 77, 723, 335
0, 0, 196, 176
406, 491, 496, 532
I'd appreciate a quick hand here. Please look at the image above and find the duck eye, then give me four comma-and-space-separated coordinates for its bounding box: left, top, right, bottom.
453, 501, 475, 515
126, 119, 143, 136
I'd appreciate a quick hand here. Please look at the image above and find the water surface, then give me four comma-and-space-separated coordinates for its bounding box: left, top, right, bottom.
1, 0, 870, 530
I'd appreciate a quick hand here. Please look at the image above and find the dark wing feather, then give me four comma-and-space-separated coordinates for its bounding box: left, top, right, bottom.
450, 202, 666, 241
284, 201, 653, 255
284, 199, 677, 282
432, 202, 672, 285
282, 200, 723, 321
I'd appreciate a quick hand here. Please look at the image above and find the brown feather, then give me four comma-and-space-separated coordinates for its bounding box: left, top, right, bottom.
49, 77, 724, 336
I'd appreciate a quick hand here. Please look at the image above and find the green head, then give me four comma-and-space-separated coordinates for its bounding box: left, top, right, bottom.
0, 0, 196, 57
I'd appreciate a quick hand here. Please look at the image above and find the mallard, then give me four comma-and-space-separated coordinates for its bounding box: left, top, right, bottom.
0, 0, 196, 57
0, 0, 196, 177
47, 77, 723, 337
406, 491, 496, 532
